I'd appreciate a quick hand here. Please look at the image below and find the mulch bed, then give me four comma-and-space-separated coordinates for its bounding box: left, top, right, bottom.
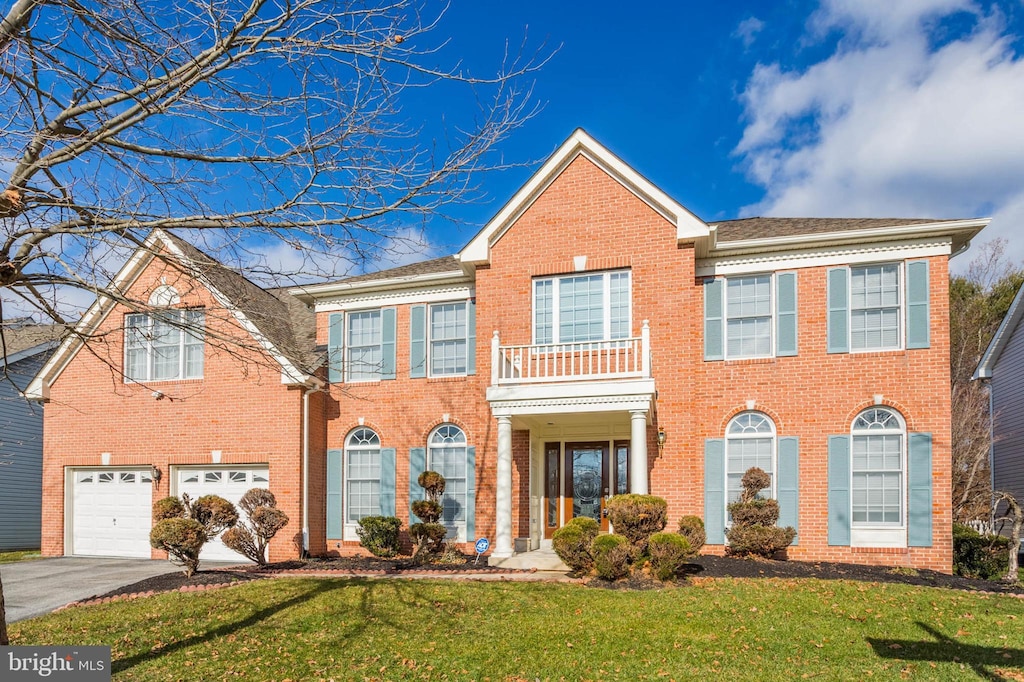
87, 553, 1024, 603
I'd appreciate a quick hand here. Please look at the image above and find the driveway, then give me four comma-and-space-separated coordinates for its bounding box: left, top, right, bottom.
1, 557, 183, 622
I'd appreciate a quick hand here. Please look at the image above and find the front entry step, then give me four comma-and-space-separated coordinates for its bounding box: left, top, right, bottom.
487, 547, 569, 571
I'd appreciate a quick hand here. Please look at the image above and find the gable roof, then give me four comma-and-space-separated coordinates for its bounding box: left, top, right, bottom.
711, 217, 957, 242
25, 230, 321, 400
974, 281, 1024, 380
458, 128, 709, 265
291, 255, 469, 302
329, 256, 463, 286
1, 323, 66, 367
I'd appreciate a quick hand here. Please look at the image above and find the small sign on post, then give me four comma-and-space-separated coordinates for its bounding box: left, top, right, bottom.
474, 537, 490, 564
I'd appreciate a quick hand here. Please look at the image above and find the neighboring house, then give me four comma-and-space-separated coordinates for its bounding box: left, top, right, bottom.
973, 281, 1024, 533
0, 321, 64, 550
28, 130, 988, 571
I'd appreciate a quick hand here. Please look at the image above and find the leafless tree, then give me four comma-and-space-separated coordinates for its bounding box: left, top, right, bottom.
993, 492, 1022, 582
0, 0, 548, 641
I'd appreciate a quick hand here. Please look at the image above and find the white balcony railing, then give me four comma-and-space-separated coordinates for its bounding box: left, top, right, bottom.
491, 320, 651, 385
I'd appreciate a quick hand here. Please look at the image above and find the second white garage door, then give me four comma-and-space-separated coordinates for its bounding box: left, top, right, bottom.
176, 466, 270, 562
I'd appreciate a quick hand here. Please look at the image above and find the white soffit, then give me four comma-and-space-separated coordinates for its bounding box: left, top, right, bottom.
459, 129, 709, 264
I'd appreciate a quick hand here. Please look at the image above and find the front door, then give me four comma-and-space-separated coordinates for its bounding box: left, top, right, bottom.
564, 442, 610, 531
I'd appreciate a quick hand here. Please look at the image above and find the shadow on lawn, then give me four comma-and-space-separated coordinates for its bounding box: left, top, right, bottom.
867, 622, 1024, 681
111, 577, 433, 675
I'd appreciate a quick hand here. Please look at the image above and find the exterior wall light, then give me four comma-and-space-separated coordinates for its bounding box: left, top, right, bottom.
151, 466, 162, 483
657, 428, 667, 455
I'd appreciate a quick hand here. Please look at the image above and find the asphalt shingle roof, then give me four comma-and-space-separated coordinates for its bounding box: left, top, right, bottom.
0, 322, 66, 360
711, 217, 957, 242
330, 255, 463, 286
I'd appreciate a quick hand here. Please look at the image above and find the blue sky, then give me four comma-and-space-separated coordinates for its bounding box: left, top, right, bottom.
396, 0, 1024, 273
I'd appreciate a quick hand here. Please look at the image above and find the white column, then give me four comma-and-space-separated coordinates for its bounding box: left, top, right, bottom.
630, 409, 649, 494
494, 415, 514, 557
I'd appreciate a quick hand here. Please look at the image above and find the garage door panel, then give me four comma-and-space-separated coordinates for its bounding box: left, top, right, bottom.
71, 468, 153, 558
176, 466, 270, 562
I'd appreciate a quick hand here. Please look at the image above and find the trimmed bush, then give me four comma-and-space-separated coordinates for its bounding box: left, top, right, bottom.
552, 516, 600, 574
150, 518, 207, 577
726, 525, 797, 558
725, 467, 795, 559
953, 523, 1010, 580
649, 532, 691, 581
153, 496, 185, 522
356, 516, 402, 558
222, 489, 289, 564
238, 488, 276, 515
591, 534, 630, 581
189, 494, 239, 538
411, 499, 443, 524
728, 498, 780, 528
410, 523, 448, 556
418, 471, 446, 500
605, 494, 668, 556
677, 516, 706, 553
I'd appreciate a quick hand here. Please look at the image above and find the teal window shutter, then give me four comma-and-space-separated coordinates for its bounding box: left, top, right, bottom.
906, 261, 930, 349
408, 447, 426, 523
327, 449, 343, 538
704, 438, 725, 544
410, 305, 427, 378
704, 279, 724, 361
381, 307, 397, 380
776, 272, 798, 356
465, 446, 476, 539
908, 432, 933, 547
777, 436, 799, 544
327, 313, 344, 383
466, 299, 477, 375
379, 447, 397, 517
827, 268, 849, 354
828, 435, 851, 545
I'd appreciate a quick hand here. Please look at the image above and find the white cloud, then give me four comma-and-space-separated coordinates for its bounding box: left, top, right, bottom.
734, 17, 766, 49
735, 1, 1024, 271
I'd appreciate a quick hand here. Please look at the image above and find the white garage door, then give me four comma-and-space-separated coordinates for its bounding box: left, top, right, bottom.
176, 466, 270, 562
71, 469, 153, 558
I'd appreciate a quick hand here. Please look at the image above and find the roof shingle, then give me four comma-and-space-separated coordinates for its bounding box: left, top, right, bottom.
711, 217, 958, 242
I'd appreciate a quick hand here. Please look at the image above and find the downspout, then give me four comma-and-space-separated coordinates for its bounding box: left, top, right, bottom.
986, 378, 996, 525
301, 382, 321, 558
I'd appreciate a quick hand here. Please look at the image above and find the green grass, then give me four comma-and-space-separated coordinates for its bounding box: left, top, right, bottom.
0, 549, 41, 563
10, 577, 1024, 681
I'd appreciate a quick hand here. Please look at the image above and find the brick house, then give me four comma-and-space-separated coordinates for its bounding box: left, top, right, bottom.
27, 130, 987, 571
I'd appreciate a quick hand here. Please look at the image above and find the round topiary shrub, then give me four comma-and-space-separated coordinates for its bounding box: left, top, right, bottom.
418, 471, 446, 500
605, 494, 668, 556
590, 534, 630, 581
189, 494, 239, 537
150, 518, 208, 577
728, 498, 780, 527
357, 515, 402, 558
649, 532, 691, 581
726, 525, 797, 558
410, 522, 448, 557
724, 467, 795, 559
552, 516, 600, 574
153, 496, 185, 521
953, 523, 1010, 579
237, 488, 277, 516
412, 499, 443, 524
677, 515, 706, 553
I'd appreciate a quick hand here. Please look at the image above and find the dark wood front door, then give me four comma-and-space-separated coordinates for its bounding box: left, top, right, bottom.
564, 442, 610, 531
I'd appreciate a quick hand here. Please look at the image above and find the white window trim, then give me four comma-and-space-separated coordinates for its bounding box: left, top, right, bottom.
847, 262, 905, 354
427, 424, 469, 543
532, 269, 632, 346
343, 428, 381, 540
849, 408, 907, 547
426, 299, 471, 379
723, 272, 776, 361
123, 309, 204, 383
724, 411, 777, 530
344, 308, 383, 384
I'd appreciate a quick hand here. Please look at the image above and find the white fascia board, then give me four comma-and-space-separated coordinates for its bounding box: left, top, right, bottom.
485, 378, 656, 417
696, 237, 953, 278
459, 129, 709, 265
708, 219, 989, 258
973, 280, 1024, 380
23, 232, 164, 401
155, 232, 313, 386
315, 284, 475, 313
292, 270, 471, 302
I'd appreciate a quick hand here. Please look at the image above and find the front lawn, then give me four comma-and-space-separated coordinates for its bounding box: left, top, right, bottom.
10, 577, 1024, 680
0, 549, 40, 563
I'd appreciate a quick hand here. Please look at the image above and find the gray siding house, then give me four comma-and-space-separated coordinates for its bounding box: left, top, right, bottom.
975, 283, 1024, 537
0, 323, 63, 551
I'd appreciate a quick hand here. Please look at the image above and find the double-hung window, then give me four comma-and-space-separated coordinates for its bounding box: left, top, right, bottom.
533, 270, 631, 345
725, 275, 772, 358
725, 412, 776, 510
345, 428, 381, 524
346, 310, 383, 381
125, 309, 204, 382
428, 424, 468, 536
851, 264, 900, 351
429, 302, 468, 376
851, 407, 904, 526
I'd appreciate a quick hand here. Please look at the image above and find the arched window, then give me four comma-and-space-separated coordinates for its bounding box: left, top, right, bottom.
428, 425, 467, 532
725, 412, 776, 505
851, 407, 905, 526
345, 428, 381, 524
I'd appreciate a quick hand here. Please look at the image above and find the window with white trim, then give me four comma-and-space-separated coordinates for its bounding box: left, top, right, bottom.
346, 309, 382, 381
533, 270, 631, 344
851, 264, 901, 351
429, 301, 468, 376
428, 424, 467, 533
726, 411, 775, 508
345, 428, 381, 524
851, 407, 904, 526
125, 309, 204, 382
726, 275, 772, 358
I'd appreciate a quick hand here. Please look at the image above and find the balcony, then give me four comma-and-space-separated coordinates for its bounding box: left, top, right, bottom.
490, 321, 651, 385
